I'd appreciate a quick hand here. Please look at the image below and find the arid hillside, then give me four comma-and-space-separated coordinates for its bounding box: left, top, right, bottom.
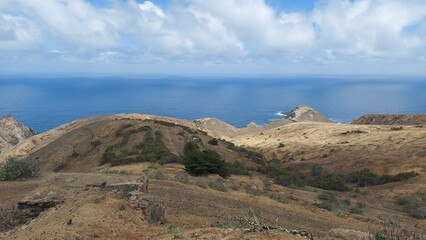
0, 112, 425, 240
351, 114, 426, 125
232, 122, 426, 174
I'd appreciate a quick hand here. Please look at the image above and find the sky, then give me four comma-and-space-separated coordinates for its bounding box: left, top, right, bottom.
0, 0, 426, 75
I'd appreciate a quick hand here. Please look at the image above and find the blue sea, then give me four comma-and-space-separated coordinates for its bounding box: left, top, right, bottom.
0, 75, 425, 133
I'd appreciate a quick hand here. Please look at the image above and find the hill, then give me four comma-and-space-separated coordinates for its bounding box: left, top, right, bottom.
0, 115, 36, 153
284, 105, 333, 123
351, 114, 426, 125
0, 112, 425, 239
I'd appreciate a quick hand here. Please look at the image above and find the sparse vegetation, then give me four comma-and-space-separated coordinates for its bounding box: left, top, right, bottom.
226, 161, 252, 176
0, 207, 32, 232
346, 169, 418, 187
174, 172, 190, 184
153, 171, 168, 181
158, 224, 179, 236
370, 222, 424, 240
0, 158, 39, 181
268, 193, 288, 204
226, 143, 265, 165
317, 191, 365, 214
208, 179, 228, 192
195, 181, 208, 189
402, 202, 426, 219
101, 127, 177, 166
213, 221, 231, 229
309, 174, 349, 191
90, 140, 102, 148
208, 138, 219, 145
311, 164, 323, 177
349, 207, 363, 215
53, 163, 68, 172
395, 197, 409, 206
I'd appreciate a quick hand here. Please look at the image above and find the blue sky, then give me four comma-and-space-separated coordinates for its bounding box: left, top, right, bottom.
0, 0, 425, 75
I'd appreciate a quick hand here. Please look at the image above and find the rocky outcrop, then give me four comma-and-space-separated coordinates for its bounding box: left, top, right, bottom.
284, 105, 333, 123
194, 117, 247, 139
351, 114, 426, 125
0, 115, 37, 150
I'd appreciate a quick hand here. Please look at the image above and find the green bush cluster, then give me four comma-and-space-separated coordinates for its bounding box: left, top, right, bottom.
226, 143, 265, 165
226, 161, 252, 176
0, 158, 39, 181
346, 169, 418, 187
208, 138, 219, 145
183, 142, 228, 178
101, 127, 177, 166
317, 191, 365, 214
309, 174, 350, 191
308, 168, 418, 191
401, 202, 426, 219
256, 160, 307, 188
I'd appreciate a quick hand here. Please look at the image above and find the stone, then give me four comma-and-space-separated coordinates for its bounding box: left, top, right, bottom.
148, 203, 165, 224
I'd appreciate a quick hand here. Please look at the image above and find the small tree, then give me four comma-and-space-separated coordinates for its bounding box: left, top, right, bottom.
183, 142, 228, 178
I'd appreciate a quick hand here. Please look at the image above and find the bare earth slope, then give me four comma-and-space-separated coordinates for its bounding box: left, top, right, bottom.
351, 114, 426, 125
233, 122, 426, 174
1, 112, 426, 239
285, 105, 333, 123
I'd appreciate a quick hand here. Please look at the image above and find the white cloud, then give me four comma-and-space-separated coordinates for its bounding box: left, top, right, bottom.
0, 13, 41, 50
312, 0, 426, 57
0, 0, 425, 74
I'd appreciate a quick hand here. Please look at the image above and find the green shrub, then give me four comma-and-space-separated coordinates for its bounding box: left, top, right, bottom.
309, 174, 349, 191
175, 172, 190, 184
311, 164, 323, 177
318, 191, 337, 211
101, 129, 176, 166
183, 142, 228, 178
195, 181, 208, 189
346, 169, 418, 187
318, 192, 337, 202
274, 173, 307, 188
349, 207, 363, 215
0, 159, 39, 181
228, 145, 265, 165
319, 201, 334, 211
153, 172, 168, 181
208, 179, 227, 192
208, 138, 219, 145
226, 161, 252, 176
402, 203, 426, 219
268, 194, 288, 204
213, 221, 231, 229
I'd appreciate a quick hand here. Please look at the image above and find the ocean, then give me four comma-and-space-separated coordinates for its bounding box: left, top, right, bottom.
0, 75, 425, 133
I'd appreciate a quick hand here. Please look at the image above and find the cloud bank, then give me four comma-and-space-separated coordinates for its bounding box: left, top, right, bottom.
0, 0, 425, 75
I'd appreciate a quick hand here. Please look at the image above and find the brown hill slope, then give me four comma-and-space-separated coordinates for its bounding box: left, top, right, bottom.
9, 115, 259, 173
1, 114, 425, 239
284, 105, 333, 123
233, 122, 426, 174
351, 114, 426, 125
